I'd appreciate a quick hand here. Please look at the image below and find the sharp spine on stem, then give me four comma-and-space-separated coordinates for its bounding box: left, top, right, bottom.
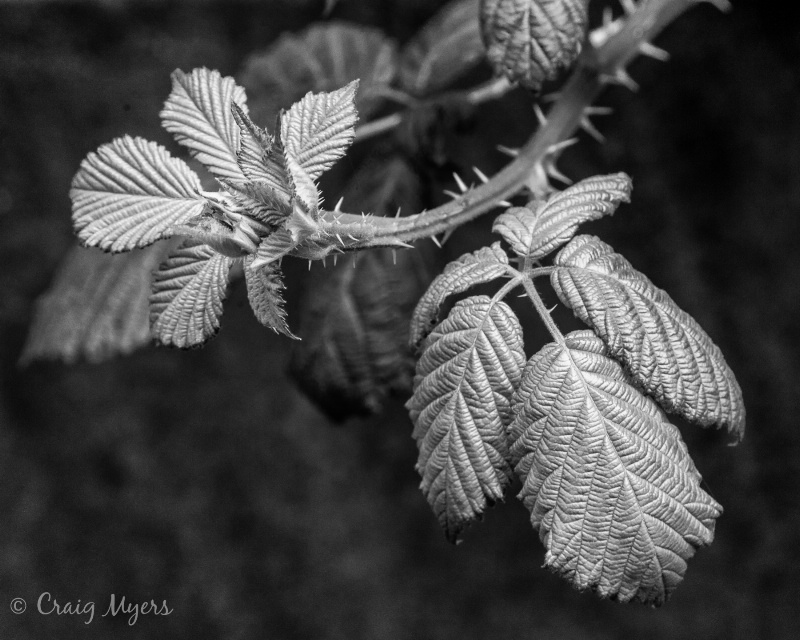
534, 103, 547, 126
496, 145, 519, 158
473, 167, 490, 184
453, 173, 469, 193
639, 41, 670, 61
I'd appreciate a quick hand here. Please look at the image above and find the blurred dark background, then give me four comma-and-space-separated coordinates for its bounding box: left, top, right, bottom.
1, 0, 799, 638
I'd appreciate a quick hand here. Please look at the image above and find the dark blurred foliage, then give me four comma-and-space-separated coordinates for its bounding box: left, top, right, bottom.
1, 0, 799, 638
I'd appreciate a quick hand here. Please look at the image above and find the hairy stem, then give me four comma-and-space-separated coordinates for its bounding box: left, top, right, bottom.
321, 0, 722, 247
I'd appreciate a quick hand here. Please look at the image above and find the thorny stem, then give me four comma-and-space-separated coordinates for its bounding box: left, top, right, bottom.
320, 0, 726, 248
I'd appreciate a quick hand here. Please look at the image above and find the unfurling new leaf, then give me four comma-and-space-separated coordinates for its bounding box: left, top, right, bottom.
407, 295, 525, 542
409, 242, 510, 349
480, 0, 588, 90
70, 136, 205, 253
509, 330, 721, 605
149, 240, 233, 348
230, 103, 292, 204
552, 235, 745, 438
494, 173, 632, 261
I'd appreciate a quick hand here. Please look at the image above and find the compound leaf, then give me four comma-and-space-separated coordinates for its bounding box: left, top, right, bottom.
71, 136, 206, 253
494, 173, 632, 261
20, 242, 173, 365
161, 67, 248, 181
407, 295, 525, 541
149, 240, 233, 348
410, 242, 509, 349
239, 22, 397, 123
280, 80, 359, 182
244, 255, 296, 339
552, 235, 745, 438
480, 0, 587, 90
509, 330, 721, 605
230, 103, 292, 203
400, 0, 485, 97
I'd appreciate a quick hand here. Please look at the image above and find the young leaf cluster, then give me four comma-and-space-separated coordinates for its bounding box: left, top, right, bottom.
70, 68, 365, 348
406, 173, 745, 604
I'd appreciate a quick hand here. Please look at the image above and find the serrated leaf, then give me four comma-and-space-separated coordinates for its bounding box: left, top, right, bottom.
239, 22, 397, 123
161, 68, 248, 181
20, 242, 173, 365
244, 255, 296, 339
280, 80, 359, 182
149, 240, 233, 348
552, 235, 745, 437
289, 157, 430, 420
400, 0, 485, 97
230, 103, 292, 203
494, 173, 632, 261
480, 0, 587, 90
407, 295, 525, 541
409, 242, 509, 349
71, 136, 206, 253
509, 330, 721, 605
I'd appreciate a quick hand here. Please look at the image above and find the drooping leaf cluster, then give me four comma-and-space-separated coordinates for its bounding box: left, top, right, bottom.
407, 174, 745, 604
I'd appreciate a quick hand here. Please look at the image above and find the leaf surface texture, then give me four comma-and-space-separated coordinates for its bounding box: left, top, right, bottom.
71, 136, 205, 252
494, 173, 631, 261
230, 103, 292, 204
480, 0, 587, 90
552, 235, 745, 437
280, 81, 359, 182
244, 255, 296, 339
410, 242, 509, 349
407, 295, 525, 541
161, 68, 248, 181
509, 330, 721, 604
149, 240, 233, 348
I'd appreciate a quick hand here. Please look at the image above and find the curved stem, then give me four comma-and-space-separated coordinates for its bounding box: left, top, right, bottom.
323, 0, 719, 247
